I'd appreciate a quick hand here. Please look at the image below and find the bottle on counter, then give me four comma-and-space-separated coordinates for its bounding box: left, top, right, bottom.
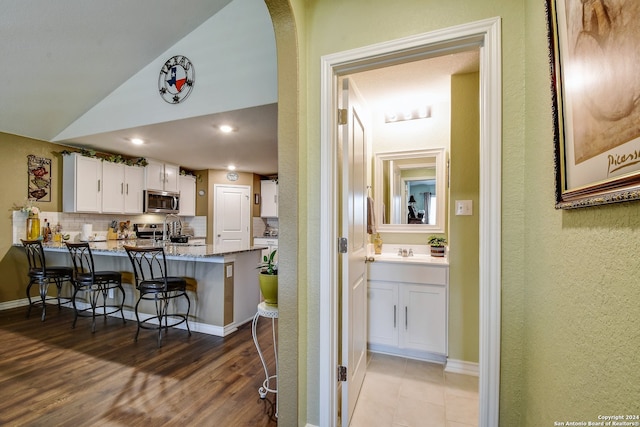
43, 220, 52, 243
53, 223, 62, 242
373, 232, 383, 254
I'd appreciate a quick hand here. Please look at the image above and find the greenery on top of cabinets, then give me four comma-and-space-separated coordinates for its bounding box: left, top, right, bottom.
59, 149, 148, 167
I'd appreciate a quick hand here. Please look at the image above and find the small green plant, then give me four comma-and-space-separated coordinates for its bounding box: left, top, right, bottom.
427, 236, 447, 247
257, 249, 278, 275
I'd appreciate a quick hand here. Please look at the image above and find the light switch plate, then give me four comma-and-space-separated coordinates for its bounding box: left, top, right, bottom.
455, 200, 473, 215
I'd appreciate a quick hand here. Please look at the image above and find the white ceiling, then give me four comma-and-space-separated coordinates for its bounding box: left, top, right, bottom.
1, 1, 477, 174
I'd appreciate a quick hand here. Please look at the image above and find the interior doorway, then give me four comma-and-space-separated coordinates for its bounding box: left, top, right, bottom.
319, 18, 502, 427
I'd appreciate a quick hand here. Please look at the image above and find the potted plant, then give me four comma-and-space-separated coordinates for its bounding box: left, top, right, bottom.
427, 235, 447, 257
257, 249, 278, 306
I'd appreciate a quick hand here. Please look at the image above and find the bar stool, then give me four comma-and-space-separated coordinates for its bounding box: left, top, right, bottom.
252, 301, 278, 417
20, 239, 73, 321
124, 245, 191, 347
65, 242, 126, 332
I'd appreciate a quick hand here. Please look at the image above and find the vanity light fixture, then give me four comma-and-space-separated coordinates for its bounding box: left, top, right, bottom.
384, 106, 432, 123
130, 138, 144, 145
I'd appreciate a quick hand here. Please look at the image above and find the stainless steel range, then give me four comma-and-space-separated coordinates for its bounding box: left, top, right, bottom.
133, 223, 166, 240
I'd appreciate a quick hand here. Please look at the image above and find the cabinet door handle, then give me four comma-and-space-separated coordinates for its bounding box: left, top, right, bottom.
405, 306, 408, 329
98, 179, 101, 192
126, 183, 129, 195
393, 305, 397, 328
121, 183, 124, 194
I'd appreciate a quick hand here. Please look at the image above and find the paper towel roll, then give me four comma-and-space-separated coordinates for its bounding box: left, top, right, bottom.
82, 224, 93, 240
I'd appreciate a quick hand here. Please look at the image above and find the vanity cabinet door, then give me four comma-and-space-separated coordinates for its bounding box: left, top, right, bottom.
400, 284, 447, 354
368, 281, 399, 347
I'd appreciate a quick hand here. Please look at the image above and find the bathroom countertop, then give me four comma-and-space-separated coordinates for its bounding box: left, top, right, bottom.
372, 252, 449, 266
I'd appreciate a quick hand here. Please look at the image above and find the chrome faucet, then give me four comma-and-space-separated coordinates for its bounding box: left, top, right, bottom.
163, 214, 183, 241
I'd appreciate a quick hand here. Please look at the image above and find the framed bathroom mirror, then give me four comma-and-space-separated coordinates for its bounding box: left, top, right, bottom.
374, 148, 446, 233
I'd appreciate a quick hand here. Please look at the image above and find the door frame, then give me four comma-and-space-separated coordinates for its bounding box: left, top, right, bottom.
319, 17, 502, 427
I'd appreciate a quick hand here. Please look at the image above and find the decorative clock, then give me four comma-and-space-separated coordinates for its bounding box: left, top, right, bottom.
158, 55, 195, 104
226, 172, 239, 182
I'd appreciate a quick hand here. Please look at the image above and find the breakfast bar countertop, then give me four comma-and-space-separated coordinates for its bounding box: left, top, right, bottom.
21, 239, 267, 263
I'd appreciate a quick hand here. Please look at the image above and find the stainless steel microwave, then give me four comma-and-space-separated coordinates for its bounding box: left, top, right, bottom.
144, 190, 180, 214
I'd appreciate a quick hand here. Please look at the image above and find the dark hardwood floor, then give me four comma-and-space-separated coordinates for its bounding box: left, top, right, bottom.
0, 305, 278, 427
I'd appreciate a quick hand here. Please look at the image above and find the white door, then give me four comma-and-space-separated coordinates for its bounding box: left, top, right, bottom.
213, 184, 250, 252
340, 78, 369, 427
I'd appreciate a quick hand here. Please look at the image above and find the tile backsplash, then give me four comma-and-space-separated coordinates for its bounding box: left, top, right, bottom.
12, 211, 206, 244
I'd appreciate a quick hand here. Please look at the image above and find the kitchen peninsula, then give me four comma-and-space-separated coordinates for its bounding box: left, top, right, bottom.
30, 240, 264, 337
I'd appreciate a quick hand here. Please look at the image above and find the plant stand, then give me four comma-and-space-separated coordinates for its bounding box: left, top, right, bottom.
252, 302, 278, 418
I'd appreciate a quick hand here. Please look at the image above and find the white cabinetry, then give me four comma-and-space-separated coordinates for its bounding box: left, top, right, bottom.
100, 163, 145, 214
253, 237, 278, 261
101, 162, 124, 213
64, 154, 145, 214
179, 175, 196, 216
260, 180, 278, 218
63, 153, 102, 213
124, 165, 145, 213
368, 261, 448, 362
145, 159, 179, 192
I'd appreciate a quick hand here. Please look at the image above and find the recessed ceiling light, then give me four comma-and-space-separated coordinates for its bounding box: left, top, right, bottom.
228, 165, 236, 171
130, 138, 144, 145
219, 125, 234, 133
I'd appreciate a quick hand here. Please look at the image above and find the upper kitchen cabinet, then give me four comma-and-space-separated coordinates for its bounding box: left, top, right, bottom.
145, 159, 179, 192
63, 153, 102, 213
124, 165, 145, 213
178, 175, 196, 216
260, 179, 278, 218
102, 162, 145, 214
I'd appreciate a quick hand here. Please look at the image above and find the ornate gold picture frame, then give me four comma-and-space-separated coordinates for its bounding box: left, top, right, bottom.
547, 0, 640, 209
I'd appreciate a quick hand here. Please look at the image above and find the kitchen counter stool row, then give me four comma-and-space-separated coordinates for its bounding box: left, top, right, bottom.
20, 239, 191, 347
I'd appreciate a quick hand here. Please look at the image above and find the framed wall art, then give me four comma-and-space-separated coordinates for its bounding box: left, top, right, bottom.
27, 155, 51, 202
546, 0, 640, 209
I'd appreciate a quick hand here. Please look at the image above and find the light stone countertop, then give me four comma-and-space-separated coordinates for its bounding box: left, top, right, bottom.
18, 239, 266, 263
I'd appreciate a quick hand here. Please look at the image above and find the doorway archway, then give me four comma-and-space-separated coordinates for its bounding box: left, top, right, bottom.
263, 1, 300, 426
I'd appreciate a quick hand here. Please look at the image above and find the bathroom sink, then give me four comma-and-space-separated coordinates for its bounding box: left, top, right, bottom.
373, 253, 448, 265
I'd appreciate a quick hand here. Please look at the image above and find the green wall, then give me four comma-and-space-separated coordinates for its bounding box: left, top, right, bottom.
521, 1, 640, 424
449, 72, 480, 364
300, 0, 639, 425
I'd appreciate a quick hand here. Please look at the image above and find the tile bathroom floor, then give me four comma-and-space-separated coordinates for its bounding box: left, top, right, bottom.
350, 352, 478, 427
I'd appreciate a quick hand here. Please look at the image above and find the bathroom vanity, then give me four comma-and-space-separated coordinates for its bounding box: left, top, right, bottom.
367, 249, 449, 363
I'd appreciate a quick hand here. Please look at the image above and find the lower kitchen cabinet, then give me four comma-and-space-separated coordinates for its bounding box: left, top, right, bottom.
253, 237, 278, 261
368, 261, 448, 362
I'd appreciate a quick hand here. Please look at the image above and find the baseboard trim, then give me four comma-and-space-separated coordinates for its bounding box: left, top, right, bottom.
0, 299, 243, 337
445, 358, 479, 376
